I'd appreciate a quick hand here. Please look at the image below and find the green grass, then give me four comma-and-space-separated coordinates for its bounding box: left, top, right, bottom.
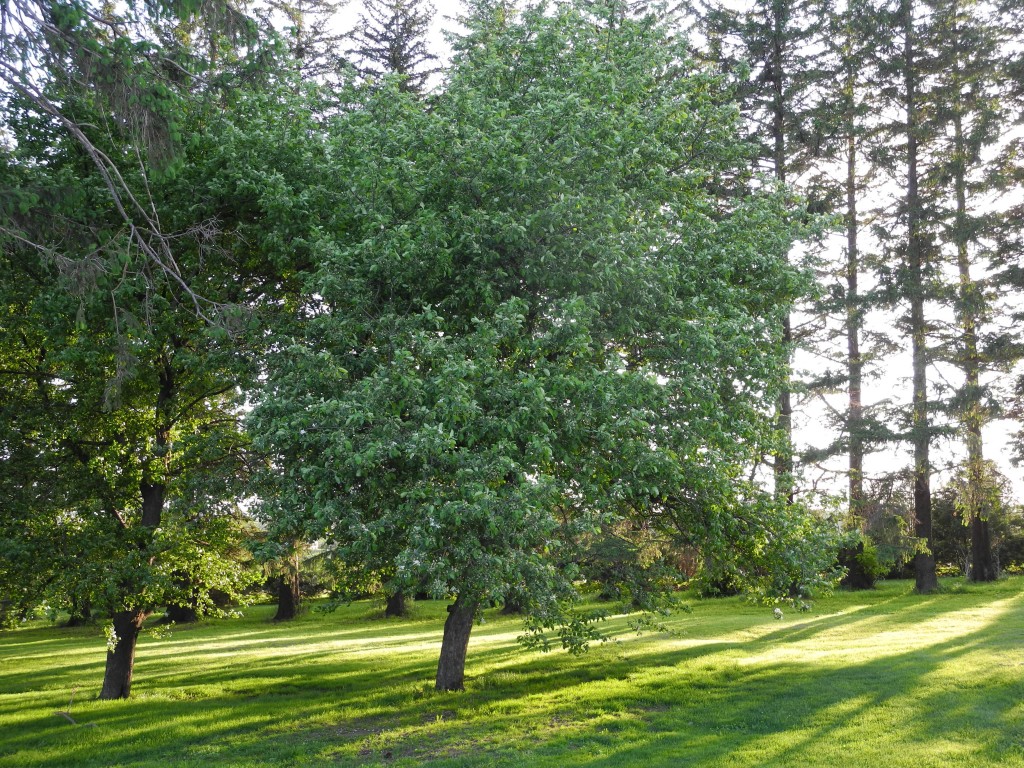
1, 578, 1023, 767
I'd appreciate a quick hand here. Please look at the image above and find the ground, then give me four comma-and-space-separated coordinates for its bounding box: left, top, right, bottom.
0, 578, 1022, 767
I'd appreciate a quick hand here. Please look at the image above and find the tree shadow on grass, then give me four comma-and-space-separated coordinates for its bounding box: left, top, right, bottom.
1, 581, 1023, 767
350, 585, 1024, 767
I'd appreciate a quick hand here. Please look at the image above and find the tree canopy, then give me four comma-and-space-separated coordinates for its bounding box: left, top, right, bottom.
250, 0, 833, 691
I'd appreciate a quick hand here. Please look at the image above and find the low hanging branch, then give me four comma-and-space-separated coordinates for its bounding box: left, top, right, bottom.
0, 0, 242, 324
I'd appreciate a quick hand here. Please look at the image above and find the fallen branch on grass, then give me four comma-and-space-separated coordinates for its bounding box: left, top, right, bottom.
53, 687, 98, 727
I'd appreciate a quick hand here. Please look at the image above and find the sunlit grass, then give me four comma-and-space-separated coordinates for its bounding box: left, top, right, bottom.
1, 578, 1023, 766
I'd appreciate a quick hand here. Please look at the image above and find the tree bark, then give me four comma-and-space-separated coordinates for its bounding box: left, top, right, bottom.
945, 5, 997, 583
769, 0, 794, 505
435, 595, 477, 692
99, 609, 148, 700
64, 594, 93, 627
844, 38, 864, 523
164, 603, 199, 623
501, 595, 525, 615
903, 0, 937, 593
970, 515, 996, 581
385, 591, 408, 618
273, 573, 301, 621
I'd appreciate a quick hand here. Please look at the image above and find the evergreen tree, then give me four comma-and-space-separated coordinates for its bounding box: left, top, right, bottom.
258, 0, 349, 83
346, 0, 438, 93
691, 0, 836, 503
926, 0, 1013, 581
800, 0, 897, 525
897, 0, 939, 593
0, 0, 257, 309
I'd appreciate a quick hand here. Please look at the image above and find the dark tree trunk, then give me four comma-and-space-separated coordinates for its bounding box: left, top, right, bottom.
435, 595, 477, 692
164, 603, 199, 623
768, 1, 794, 505
970, 516, 997, 582
385, 591, 408, 618
274, 574, 301, 621
501, 596, 525, 615
844, 46, 864, 522
902, 0, 937, 594
913, 479, 938, 592
99, 609, 148, 700
839, 540, 875, 590
96, 358, 173, 699
945, 16, 996, 585
64, 595, 92, 627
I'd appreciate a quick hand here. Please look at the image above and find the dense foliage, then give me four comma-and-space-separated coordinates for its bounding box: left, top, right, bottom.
247, 2, 840, 688
2, 0, 1022, 701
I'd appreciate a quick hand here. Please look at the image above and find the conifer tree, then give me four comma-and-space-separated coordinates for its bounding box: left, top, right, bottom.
928, 0, 1020, 580
899, 0, 939, 592
347, 0, 438, 93
259, 0, 349, 83
809, 0, 893, 523
690, 0, 835, 503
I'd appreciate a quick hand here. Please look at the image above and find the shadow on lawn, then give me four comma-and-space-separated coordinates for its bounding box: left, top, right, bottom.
1, 581, 1023, 767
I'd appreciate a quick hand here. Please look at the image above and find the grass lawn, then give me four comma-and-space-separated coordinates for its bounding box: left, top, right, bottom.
0, 577, 1022, 767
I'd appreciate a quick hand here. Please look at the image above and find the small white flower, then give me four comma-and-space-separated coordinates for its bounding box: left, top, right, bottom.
104, 623, 120, 652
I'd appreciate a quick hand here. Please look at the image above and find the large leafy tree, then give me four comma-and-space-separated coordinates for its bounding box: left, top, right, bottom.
0, 122, 261, 696
252, 0, 831, 692
0, 6, 298, 696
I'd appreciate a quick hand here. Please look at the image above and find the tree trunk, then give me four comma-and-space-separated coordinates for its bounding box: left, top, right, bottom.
97, 359, 172, 698
274, 573, 301, 621
913, 485, 938, 593
99, 609, 148, 700
64, 594, 92, 627
970, 515, 996, 581
501, 595, 525, 615
844, 44, 864, 522
385, 591, 408, 618
903, 0, 937, 594
164, 603, 199, 623
769, 1, 794, 505
435, 595, 477, 692
946, 9, 996, 584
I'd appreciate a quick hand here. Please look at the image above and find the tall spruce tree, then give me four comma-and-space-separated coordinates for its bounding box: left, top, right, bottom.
259, 0, 349, 83
928, 0, 1024, 579
805, 0, 895, 523
898, 0, 940, 592
691, 0, 834, 503
346, 0, 438, 93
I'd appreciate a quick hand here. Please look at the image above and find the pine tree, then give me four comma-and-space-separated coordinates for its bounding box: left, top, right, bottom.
900, 0, 940, 592
927, 0, 1020, 580
347, 0, 438, 93
0, 0, 256, 310
259, 0, 349, 83
813, 0, 894, 523
691, 0, 836, 504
